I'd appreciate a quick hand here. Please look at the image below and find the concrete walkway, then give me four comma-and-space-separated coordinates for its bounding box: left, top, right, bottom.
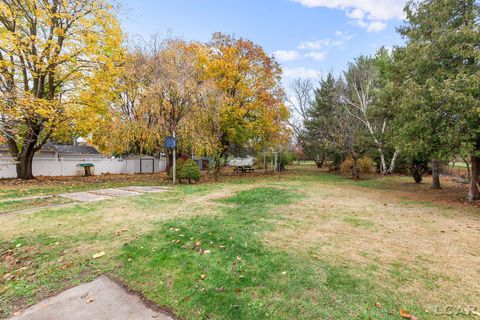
1, 186, 171, 216
10, 276, 174, 320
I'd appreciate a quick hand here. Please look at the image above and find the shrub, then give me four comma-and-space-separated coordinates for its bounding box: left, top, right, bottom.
408, 154, 430, 183
168, 158, 185, 179
280, 151, 297, 166
179, 158, 200, 183
327, 152, 344, 172
359, 156, 375, 173
340, 156, 375, 176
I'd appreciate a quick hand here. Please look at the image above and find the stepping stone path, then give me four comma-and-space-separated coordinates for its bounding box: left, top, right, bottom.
10, 275, 174, 320
58, 186, 170, 203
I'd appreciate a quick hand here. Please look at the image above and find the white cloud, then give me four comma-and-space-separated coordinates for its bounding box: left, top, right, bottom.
291, 0, 406, 32
366, 20, 387, 32
298, 38, 344, 50
305, 51, 326, 61
291, 0, 405, 20
335, 30, 353, 41
283, 67, 321, 79
273, 50, 301, 61
353, 19, 387, 32
298, 30, 352, 51
347, 8, 364, 20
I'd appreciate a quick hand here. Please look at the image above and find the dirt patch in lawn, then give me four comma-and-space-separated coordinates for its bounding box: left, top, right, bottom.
264, 183, 480, 308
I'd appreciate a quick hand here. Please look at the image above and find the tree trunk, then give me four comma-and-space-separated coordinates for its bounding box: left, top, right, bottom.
411, 164, 424, 183
465, 161, 471, 181
431, 158, 442, 189
263, 149, 267, 173
16, 151, 35, 180
314, 154, 325, 168
352, 156, 360, 180
468, 155, 479, 201
387, 149, 399, 175
379, 149, 387, 175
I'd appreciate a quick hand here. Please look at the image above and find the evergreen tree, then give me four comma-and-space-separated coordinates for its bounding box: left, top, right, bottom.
303, 73, 342, 168
396, 0, 480, 198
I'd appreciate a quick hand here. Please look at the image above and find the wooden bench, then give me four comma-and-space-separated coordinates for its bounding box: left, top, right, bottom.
233, 166, 255, 173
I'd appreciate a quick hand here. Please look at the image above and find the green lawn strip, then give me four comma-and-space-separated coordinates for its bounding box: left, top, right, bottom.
117, 187, 425, 319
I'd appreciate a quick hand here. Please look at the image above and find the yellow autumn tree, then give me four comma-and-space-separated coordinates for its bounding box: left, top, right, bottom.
0, 0, 123, 179
92, 51, 154, 156
96, 37, 222, 161
97, 33, 289, 167
206, 33, 290, 157
142, 39, 222, 159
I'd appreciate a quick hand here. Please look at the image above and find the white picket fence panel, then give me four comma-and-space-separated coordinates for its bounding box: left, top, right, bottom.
0, 157, 167, 179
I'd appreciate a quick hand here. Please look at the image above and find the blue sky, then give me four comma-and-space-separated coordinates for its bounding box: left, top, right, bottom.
117, 0, 407, 88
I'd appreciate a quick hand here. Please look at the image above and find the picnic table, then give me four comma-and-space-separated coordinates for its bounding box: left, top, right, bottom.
77, 163, 94, 176
229, 157, 256, 173
233, 165, 255, 173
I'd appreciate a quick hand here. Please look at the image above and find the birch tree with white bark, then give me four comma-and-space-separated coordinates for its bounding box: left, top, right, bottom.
342, 55, 399, 175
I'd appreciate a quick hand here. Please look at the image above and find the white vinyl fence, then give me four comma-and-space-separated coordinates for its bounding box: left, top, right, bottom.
0, 157, 167, 179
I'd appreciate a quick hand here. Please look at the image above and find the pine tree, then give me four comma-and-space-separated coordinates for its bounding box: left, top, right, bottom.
303, 73, 341, 168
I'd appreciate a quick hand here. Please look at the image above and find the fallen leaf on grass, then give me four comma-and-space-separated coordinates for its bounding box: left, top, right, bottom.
400, 309, 418, 319
92, 251, 105, 259
200, 274, 207, 280
2, 273, 12, 281
115, 228, 130, 236
16, 266, 28, 273
400, 309, 410, 318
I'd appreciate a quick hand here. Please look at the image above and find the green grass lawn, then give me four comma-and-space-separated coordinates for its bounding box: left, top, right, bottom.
1, 166, 479, 319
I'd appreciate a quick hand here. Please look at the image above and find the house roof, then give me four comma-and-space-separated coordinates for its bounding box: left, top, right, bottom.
0, 143, 100, 155
43, 143, 100, 155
